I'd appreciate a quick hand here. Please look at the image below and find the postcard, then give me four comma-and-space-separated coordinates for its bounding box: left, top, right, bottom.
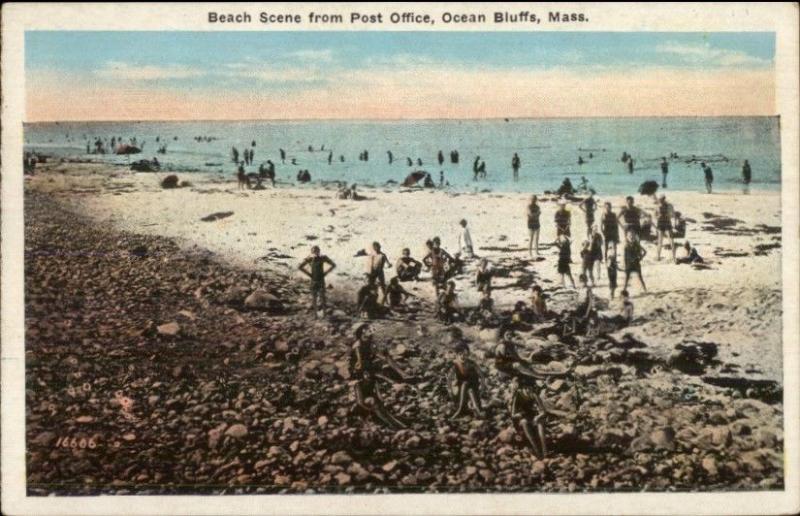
2, 3, 798, 515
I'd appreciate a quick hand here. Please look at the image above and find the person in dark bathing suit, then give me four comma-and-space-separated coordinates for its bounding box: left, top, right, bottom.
556, 235, 576, 288
298, 246, 336, 316
527, 195, 542, 258
601, 202, 620, 261
554, 201, 572, 238
656, 195, 676, 261
623, 232, 647, 293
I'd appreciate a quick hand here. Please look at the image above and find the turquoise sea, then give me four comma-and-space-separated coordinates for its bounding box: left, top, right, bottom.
24, 116, 781, 194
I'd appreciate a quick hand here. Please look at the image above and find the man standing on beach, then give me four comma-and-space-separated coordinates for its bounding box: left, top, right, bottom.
661, 157, 669, 188
458, 219, 474, 259
527, 195, 541, 258
655, 195, 676, 261
298, 245, 336, 317
512, 153, 521, 181
742, 159, 752, 194
579, 193, 597, 239
702, 162, 714, 194
554, 201, 571, 238
618, 196, 642, 238
601, 202, 620, 261
365, 242, 391, 302
623, 232, 647, 293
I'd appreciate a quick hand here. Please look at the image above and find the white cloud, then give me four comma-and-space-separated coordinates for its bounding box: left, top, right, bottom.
97, 61, 205, 81
656, 42, 770, 67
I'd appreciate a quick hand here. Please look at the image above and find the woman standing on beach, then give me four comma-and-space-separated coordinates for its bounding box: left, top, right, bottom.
556, 235, 576, 288
554, 201, 571, 238
527, 195, 541, 258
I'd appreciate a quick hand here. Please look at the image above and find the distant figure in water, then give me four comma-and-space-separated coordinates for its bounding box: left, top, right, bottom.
578, 156, 585, 166
291, 158, 297, 165
280, 148, 286, 164
439, 170, 444, 187
621, 151, 629, 162
388, 151, 394, 164
451, 150, 459, 164
512, 153, 521, 181
417, 158, 423, 166
328, 151, 333, 165
438, 150, 444, 166
702, 162, 713, 194
627, 158, 635, 174
473, 156, 481, 181
742, 159, 752, 194
477, 160, 486, 179
407, 157, 413, 167
660, 157, 669, 188
340, 155, 345, 162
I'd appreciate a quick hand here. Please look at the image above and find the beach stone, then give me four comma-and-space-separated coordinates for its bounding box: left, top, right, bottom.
650, 427, 676, 451
701, 456, 719, 476
161, 175, 179, 189
244, 289, 281, 311
382, 460, 398, 472
225, 424, 248, 439
330, 451, 351, 465
497, 427, 515, 444
32, 431, 57, 447
335, 472, 351, 485
156, 322, 181, 337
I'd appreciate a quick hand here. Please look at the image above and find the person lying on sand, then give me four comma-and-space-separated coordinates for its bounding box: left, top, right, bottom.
396, 248, 422, 281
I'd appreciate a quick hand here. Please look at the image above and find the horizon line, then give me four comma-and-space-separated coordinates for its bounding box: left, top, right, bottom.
25, 114, 780, 124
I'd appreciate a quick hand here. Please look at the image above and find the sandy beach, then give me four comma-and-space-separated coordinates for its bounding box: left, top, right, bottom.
24, 160, 784, 494
30, 162, 783, 382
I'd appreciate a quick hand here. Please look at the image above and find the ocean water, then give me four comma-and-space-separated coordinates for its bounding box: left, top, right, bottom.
23, 117, 781, 195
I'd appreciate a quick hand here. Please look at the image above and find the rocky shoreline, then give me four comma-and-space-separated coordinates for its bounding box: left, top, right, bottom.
25, 191, 784, 495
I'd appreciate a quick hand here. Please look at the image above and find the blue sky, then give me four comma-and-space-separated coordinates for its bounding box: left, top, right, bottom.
25, 31, 776, 120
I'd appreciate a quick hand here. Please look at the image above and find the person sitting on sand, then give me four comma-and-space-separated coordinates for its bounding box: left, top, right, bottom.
337, 184, 351, 200
554, 200, 572, 237
618, 196, 642, 237
298, 245, 336, 317
396, 248, 422, 282
476, 258, 493, 294
656, 195, 676, 261
438, 281, 462, 324
448, 341, 485, 420
557, 178, 575, 197
623, 232, 647, 293
357, 277, 385, 319
468, 289, 500, 328
349, 323, 408, 429
458, 219, 475, 259
385, 277, 414, 310
530, 285, 549, 320
527, 195, 542, 258
676, 241, 704, 265
556, 235, 576, 289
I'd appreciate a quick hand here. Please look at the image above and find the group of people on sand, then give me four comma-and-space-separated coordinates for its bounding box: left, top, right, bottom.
346, 320, 583, 458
